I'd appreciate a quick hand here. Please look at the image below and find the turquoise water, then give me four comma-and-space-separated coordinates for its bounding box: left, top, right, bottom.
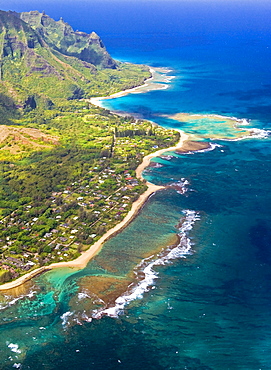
1, 1, 271, 369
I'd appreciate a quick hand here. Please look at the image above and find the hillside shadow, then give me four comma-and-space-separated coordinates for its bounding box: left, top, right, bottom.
0, 92, 19, 125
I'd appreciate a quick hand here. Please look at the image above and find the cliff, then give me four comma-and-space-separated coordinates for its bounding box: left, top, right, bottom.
19, 11, 117, 69
0, 9, 150, 119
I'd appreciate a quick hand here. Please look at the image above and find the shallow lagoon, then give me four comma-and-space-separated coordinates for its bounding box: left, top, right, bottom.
1, 1, 271, 368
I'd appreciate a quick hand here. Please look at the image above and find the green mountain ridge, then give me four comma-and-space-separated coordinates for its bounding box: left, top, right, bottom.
19, 10, 117, 69
0, 9, 150, 121
0, 10, 181, 284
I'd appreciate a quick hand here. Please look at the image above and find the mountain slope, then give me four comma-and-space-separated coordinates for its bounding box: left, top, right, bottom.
0, 10, 150, 120
19, 10, 117, 69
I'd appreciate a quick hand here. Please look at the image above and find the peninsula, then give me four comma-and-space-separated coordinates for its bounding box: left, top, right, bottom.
0, 9, 185, 289
0, 130, 188, 291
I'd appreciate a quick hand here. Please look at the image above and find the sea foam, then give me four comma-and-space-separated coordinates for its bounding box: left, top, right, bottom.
183, 142, 223, 155
93, 209, 200, 319
0, 290, 37, 311
60, 311, 74, 327
169, 178, 190, 194
224, 128, 271, 141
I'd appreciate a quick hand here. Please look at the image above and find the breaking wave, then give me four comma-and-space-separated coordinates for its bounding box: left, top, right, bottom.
169, 178, 190, 194
92, 209, 200, 319
0, 290, 37, 311
184, 142, 223, 155
223, 128, 271, 141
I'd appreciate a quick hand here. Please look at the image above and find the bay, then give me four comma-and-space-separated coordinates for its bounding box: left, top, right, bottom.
1, 1, 271, 369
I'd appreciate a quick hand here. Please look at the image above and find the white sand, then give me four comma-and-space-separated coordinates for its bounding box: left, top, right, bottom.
0, 68, 188, 292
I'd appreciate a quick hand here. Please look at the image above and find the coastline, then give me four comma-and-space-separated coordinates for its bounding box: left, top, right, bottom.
0, 67, 186, 293
89, 66, 173, 110
136, 131, 189, 181
0, 133, 188, 292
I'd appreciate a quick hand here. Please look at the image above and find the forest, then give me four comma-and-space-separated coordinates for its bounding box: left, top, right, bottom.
0, 100, 179, 283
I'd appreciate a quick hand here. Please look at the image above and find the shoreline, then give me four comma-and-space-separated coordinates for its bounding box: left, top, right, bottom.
136, 131, 189, 181
0, 67, 186, 293
89, 66, 173, 110
0, 133, 188, 292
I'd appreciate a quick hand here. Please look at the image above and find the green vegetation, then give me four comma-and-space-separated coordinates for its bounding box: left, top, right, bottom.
0, 101, 179, 282
0, 269, 11, 283
0, 9, 151, 124
20, 10, 116, 69
0, 9, 179, 283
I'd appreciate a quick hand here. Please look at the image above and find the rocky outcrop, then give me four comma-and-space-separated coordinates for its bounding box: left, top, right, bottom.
0, 9, 120, 111
0, 9, 149, 114
0, 10, 42, 59
20, 11, 117, 69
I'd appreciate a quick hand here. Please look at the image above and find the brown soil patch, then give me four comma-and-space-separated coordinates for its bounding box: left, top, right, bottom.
175, 140, 210, 153
0, 125, 59, 154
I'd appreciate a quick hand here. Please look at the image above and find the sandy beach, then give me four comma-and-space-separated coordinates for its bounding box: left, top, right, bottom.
89, 66, 173, 110
0, 68, 187, 292
0, 132, 188, 292
136, 131, 189, 181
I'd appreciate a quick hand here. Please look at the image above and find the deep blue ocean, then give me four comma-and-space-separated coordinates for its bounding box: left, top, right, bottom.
1, 1, 271, 369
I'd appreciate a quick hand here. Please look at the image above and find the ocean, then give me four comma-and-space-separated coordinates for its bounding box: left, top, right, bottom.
1, 1, 271, 368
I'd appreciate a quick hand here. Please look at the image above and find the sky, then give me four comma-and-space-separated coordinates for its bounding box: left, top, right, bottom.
1, 0, 269, 14
0, 0, 269, 6
1, 0, 269, 16
1, 0, 270, 41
